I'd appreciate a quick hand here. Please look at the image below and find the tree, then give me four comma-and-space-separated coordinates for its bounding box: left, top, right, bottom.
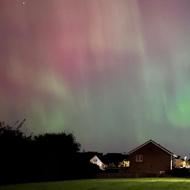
0, 121, 81, 183
34, 132, 80, 154
0, 120, 34, 183
33, 132, 81, 180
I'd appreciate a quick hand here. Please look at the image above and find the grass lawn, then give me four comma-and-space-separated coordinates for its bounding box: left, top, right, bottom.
1, 178, 190, 190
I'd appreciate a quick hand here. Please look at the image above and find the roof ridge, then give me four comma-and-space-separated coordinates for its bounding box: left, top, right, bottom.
127, 139, 175, 156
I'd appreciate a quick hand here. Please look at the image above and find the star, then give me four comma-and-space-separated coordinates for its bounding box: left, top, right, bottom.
23, 2, 25, 5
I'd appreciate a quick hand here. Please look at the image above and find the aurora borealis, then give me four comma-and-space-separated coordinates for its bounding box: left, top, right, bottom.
1, 0, 190, 156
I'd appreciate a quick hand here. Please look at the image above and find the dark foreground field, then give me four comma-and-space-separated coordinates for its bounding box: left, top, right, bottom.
1, 178, 190, 190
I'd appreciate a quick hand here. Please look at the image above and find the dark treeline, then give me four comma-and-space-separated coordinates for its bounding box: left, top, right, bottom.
0, 121, 99, 184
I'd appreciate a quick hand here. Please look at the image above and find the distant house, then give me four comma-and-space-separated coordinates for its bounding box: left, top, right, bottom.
90, 155, 106, 170
103, 153, 129, 172
174, 158, 185, 168
103, 153, 129, 167
89, 153, 129, 172
128, 139, 176, 177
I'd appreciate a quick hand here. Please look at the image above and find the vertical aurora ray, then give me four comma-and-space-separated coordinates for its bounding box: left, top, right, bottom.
1, 0, 190, 155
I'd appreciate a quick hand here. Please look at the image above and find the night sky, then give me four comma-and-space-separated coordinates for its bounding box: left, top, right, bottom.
1, 0, 190, 157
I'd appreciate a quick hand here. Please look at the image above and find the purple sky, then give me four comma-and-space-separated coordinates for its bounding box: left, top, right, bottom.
1, 0, 190, 157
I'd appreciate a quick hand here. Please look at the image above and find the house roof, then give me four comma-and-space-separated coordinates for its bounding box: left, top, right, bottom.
103, 153, 129, 164
90, 155, 104, 166
127, 139, 176, 157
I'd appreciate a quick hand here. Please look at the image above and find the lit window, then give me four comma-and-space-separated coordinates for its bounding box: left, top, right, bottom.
136, 155, 143, 162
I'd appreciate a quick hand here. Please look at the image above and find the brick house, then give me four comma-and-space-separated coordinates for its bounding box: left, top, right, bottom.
128, 139, 176, 177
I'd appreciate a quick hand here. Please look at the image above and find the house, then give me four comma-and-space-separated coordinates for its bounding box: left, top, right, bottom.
90, 155, 106, 170
89, 153, 129, 172
128, 139, 176, 177
174, 158, 185, 168
103, 153, 129, 167
103, 153, 129, 172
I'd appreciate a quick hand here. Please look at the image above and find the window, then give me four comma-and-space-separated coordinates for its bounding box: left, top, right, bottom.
136, 155, 143, 162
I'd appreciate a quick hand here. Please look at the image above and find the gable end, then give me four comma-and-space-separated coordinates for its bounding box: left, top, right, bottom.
128, 139, 175, 156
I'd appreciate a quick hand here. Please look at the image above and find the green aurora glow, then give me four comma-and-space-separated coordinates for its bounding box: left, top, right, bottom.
1, 0, 190, 156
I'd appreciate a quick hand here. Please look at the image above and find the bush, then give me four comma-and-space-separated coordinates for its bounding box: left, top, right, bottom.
168, 168, 190, 177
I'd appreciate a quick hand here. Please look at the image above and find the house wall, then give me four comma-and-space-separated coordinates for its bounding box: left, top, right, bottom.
129, 143, 171, 175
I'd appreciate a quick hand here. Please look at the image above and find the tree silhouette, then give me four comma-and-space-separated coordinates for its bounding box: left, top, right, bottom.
34, 132, 81, 180
0, 120, 34, 183
0, 121, 81, 183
